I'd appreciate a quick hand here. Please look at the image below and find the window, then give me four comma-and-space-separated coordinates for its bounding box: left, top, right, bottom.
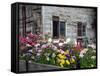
52, 16, 65, 38
77, 22, 87, 47
77, 22, 86, 36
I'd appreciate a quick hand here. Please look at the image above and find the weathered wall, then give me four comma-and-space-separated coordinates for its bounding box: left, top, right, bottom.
42, 6, 96, 41
19, 5, 42, 36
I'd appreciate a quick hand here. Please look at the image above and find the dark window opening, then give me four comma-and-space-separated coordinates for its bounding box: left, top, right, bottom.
52, 16, 66, 38
53, 16, 59, 38
77, 22, 86, 36
53, 21, 59, 38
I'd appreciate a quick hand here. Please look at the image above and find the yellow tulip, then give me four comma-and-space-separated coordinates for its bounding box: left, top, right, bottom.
57, 54, 66, 59
60, 59, 65, 64
66, 60, 70, 65
70, 58, 75, 63
57, 54, 62, 57
60, 59, 65, 67
61, 55, 66, 59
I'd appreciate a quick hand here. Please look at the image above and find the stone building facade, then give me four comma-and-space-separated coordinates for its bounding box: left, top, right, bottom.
42, 6, 96, 42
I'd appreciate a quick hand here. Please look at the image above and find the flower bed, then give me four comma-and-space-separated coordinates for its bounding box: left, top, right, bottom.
19, 32, 96, 69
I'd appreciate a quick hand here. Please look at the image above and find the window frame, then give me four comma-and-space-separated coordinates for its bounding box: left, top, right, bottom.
52, 16, 66, 38
77, 22, 86, 37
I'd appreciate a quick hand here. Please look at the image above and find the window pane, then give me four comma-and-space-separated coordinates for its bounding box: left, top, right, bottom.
83, 25, 86, 36
77, 22, 82, 36
60, 22, 65, 37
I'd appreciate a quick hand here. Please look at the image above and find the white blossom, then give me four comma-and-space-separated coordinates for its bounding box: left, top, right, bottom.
91, 56, 96, 59
26, 44, 32, 47
92, 50, 96, 53
35, 43, 40, 47
79, 53, 84, 58
52, 45, 57, 50
74, 39, 77, 47
31, 56, 34, 59
53, 39, 59, 43
46, 57, 50, 61
38, 49, 42, 53
91, 64, 94, 67
88, 44, 96, 49
80, 48, 88, 54
52, 53, 56, 58
66, 38, 71, 43
58, 42, 63, 47
48, 38, 52, 43
23, 54, 26, 57
28, 49, 33, 53
37, 53, 41, 56
28, 60, 32, 63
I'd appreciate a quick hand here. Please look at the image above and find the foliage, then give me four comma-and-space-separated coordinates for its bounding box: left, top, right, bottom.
80, 47, 96, 68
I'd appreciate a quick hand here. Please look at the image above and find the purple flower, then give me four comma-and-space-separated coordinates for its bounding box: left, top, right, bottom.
72, 56, 76, 59
66, 54, 70, 60
69, 50, 73, 54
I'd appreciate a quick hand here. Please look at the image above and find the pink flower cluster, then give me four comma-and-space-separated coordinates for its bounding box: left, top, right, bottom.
19, 33, 40, 46
19, 36, 36, 46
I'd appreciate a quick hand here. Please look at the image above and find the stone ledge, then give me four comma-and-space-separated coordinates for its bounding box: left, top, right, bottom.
19, 60, 65, 72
